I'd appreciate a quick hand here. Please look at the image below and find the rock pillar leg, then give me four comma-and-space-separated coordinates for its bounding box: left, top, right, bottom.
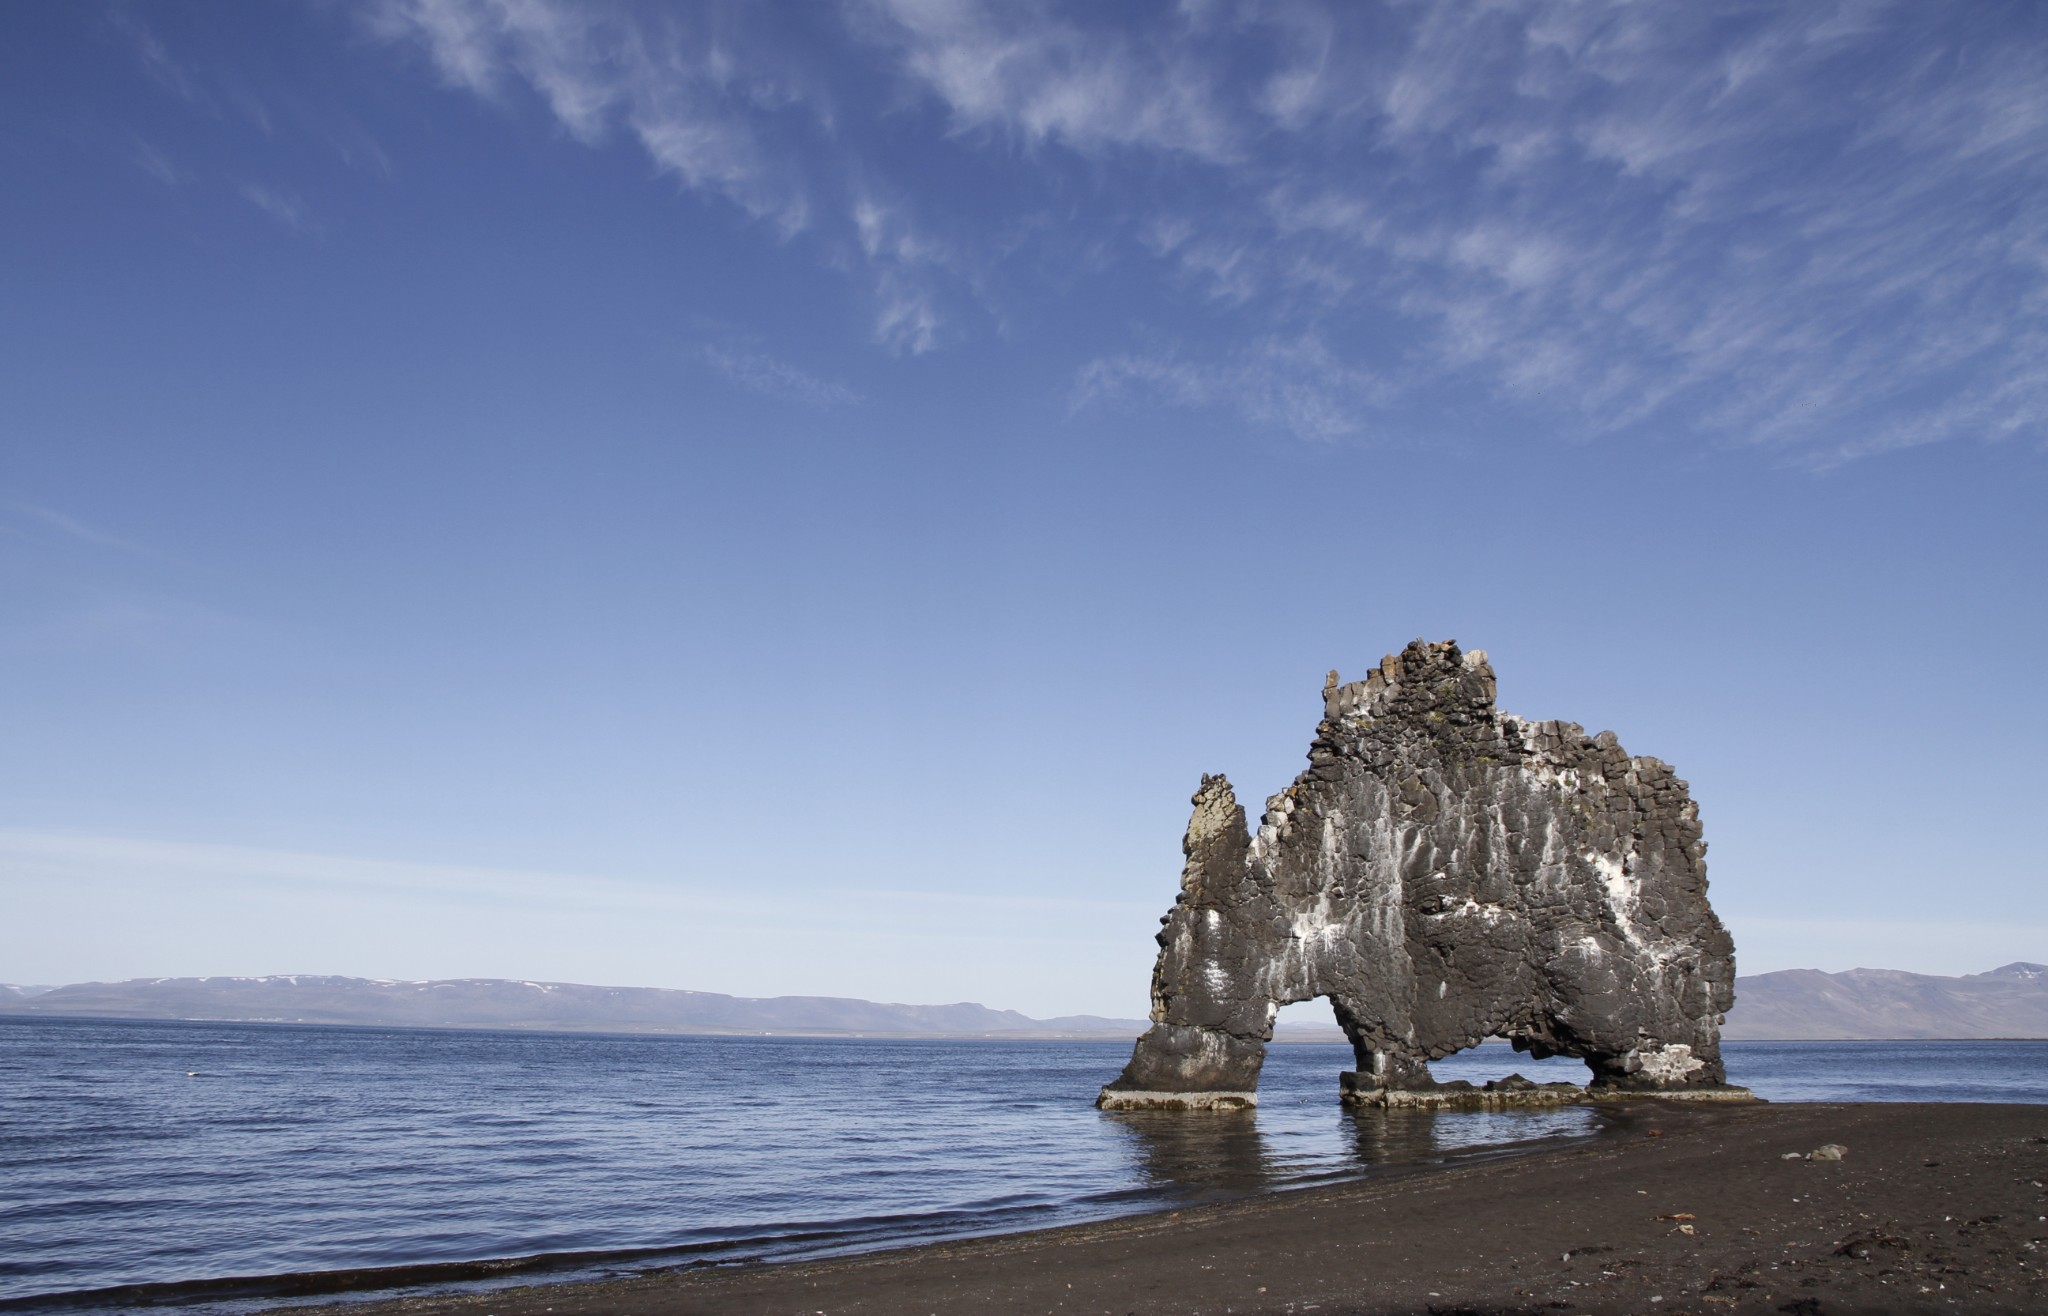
1337, 1050, 1437, 1106
1097, 1023, 1267, 1111
1097, 775, 1275, 1111
1330, 997, 1436, 1107
1585, 1037, 1752, 1099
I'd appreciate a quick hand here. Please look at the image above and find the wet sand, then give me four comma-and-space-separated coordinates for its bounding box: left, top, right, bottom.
279, 1102, 2048, 1316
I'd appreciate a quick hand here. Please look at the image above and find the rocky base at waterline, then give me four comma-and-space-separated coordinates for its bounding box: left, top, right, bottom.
1101, 1072, 1756, 1111
1342, 1072, 1601, 1109
276, 1102, 2048, 1316
1095, 1086, 1260, 1112
1335, 1072, 1753, 1113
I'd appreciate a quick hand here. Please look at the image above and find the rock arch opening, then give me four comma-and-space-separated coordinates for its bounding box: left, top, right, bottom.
1277, 1000, 1596, 1106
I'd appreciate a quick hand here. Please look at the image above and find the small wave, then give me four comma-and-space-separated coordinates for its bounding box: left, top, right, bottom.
0, 1021, 1706, 1311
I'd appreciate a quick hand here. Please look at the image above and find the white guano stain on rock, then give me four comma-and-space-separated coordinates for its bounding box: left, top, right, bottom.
1588, 851, 1640, 946
1629, 1042, 1707, 1083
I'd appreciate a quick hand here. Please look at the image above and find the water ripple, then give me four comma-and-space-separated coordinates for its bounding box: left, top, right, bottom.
7, 1019, 2031, 1310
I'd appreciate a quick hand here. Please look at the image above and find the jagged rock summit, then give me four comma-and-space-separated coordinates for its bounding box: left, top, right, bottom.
1100, 640, 1747, 1111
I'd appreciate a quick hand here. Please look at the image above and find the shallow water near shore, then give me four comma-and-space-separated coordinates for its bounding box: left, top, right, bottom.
2, 1020, 2043, 1311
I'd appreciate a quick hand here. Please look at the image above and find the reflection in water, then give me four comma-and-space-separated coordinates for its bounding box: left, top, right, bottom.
1344, 1108, 1451, 1168
1101, 1096, 1606, 1204
1101, 1109, 1275, 1198
1346, 1105, 1603, 1164
1099, 1037, 2048, 1208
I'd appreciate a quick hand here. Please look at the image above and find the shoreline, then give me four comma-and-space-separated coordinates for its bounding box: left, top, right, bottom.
255, 1101, 2047, 1316
5, 1105, 1618, 1313
9, 1099, 2044, 1314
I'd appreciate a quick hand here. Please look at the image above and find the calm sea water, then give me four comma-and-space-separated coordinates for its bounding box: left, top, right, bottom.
1, 1020, 2043, 1311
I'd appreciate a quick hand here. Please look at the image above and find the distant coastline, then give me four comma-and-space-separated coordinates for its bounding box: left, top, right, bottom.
1721, 961, 2048, 1040
0, 975, 1153, 1040
4, 962, 2044, 1041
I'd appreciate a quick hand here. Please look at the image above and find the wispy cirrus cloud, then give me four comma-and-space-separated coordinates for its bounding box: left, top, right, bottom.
237, 182, 317, 234
1037, 2, 2048, 458
6, 502, 141, 552
108, 6, 204, 106
129, 136, 186, 186
367, 0, 973, 347
353, 1, 2044, 464
857, 0, 1255, 161
370, 0, 814, 232
849, 190, 958, 354
702, 345, 862, 409
1075, 334, 1386, 445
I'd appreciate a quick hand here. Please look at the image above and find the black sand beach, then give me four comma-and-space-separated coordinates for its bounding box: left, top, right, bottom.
274, 1101, 2048, 1316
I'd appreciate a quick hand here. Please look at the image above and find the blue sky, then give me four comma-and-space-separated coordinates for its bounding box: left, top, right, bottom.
2, 1, 2043, 1017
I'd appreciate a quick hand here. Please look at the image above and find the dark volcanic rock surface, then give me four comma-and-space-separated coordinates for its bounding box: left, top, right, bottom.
1104, 639, 1738, 1106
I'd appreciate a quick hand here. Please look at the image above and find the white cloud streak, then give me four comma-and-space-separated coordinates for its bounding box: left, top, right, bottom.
6, 502, 141, 552
887, 1, 2046, 458
702, 345, 862, 408
238, 182, 317, 233
371, 0, 813, 232
1075, 334, 1385, 444
859, 0, 1248, 161
367, 0, 978, 344
109, 7, 204, 106
850, 190, 957, 353
361, 1, 2046, 462
130, 137, 186, 186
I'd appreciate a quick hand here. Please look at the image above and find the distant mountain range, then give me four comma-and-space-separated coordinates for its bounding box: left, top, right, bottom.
1719, 962, 2048, 1040
2, 963, 2043, 1040
0, 975, 1152, 1039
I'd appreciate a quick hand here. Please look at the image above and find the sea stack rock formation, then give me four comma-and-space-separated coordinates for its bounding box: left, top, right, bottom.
1099, 640, 1745, 1111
